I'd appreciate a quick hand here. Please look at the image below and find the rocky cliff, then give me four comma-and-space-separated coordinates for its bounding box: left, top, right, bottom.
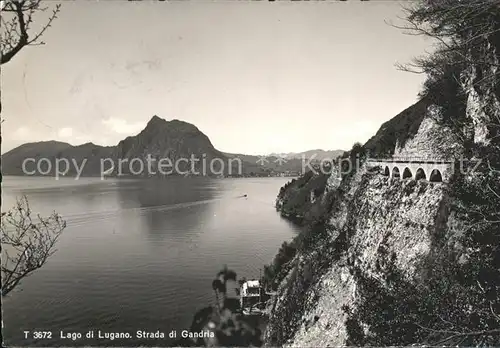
266, 98, 455, 345
266, 50, 500, 345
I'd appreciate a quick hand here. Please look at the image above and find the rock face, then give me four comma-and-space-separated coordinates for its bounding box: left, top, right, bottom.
393, 105, 464, 159
266, 75, 498, 345
460, 38, 500, 145
267, 172, 449, 346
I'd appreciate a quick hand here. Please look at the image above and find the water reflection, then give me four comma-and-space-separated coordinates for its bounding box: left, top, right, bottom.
115, 178, 220, 241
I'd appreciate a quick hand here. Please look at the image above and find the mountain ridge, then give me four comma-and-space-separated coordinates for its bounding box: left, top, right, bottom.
2, 116, 340, 177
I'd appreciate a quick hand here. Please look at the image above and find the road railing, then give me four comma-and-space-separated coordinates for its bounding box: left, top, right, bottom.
366, 157, 454, 164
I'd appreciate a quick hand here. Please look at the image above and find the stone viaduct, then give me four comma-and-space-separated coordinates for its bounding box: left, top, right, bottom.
366, 157, 454, 182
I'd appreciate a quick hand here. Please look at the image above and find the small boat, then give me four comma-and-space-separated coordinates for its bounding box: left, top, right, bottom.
102, 166, 114, 176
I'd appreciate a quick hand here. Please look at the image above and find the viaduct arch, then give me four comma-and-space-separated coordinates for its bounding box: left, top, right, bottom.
367, 157, 453, 182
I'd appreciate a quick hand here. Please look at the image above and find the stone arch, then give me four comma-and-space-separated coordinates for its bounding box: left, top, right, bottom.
415, 168, 426, 181
429, 169, 443, 182
392, 166, 400, 179
384, 166, 390, 176
402, 167, 412, 179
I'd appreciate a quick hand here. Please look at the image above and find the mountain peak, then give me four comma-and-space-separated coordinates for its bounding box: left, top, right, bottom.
147, 115, 166, 126
145, 116, 198, 131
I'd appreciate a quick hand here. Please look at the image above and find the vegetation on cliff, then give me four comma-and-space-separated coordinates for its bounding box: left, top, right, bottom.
363, 100, 429, 157
275, 170, 329, 222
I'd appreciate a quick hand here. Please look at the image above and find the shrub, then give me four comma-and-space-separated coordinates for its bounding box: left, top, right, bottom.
179, 267, 263, 347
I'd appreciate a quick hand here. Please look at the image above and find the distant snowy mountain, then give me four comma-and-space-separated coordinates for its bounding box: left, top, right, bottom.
268, 149, 344, 160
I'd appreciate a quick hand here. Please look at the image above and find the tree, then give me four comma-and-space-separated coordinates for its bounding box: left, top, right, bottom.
392, 0, 500, 142
1, 196, 66, 296
394, 0, 500, 75
1, 1, 63, 297
1, 0, 61, 65
178, 267, 263, 347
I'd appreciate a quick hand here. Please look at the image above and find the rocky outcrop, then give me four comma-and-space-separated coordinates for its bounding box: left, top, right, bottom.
460, 37, 500, 145
393, 105, 464, 159
266, 76, 496, 345
268, 169, 450, 345
268, 26, 500, 346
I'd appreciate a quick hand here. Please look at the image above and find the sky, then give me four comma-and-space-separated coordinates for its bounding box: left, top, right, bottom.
2, 0, 432, 155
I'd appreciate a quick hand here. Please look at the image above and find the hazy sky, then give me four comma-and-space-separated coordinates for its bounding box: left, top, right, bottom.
2, 0, 431, 155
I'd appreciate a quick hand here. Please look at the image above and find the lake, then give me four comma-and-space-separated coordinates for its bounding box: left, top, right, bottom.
2, 176, 300, 346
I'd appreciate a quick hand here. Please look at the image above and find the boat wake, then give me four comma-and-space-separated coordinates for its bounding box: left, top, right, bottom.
63, 198, 223, 227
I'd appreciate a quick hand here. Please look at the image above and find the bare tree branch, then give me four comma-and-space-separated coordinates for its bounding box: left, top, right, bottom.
1, 196, 66, 296
434, 329, 500, 345
0, 0, 61, 65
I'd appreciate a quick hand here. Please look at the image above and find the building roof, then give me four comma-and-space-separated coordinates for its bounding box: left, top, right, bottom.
246, 280, 260, 288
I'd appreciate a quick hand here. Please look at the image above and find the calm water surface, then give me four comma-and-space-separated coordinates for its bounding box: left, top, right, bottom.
2, 176, 300, 346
